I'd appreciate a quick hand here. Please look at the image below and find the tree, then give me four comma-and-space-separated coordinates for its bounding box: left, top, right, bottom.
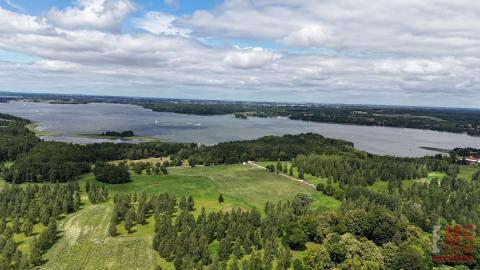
298, 168, 304, 179
300, 214, 319, 240
12, 216, 20, 233
303, 245, 332, 270
218, 237, 231, 261
188, 158, 197, 167
277, 246, 292, 270
94, 162, 131, 184
382, 242, 399, 270
124, 208, 135, 233
179, 196, 188, 211
393, 246, 430, 270
29, 238, 43, 266
344, 209, 368, 237
324, 233, 346, 264
218, 194, 224, 203
473, 170, 480, 181
276, 162, 282, 172
23, 218, 33, 237
108, 218, 117, 237
73, 191, 81, 211
292, 193, 312, 216
337, 233, 385, 269
286, 224, 308, 250
249, 250, 263, 270
187, 196, 195, 211
232, 238, 242, 259
366, 208, 404, 245
136, 207, 146, 225
230, 257, 239, 270
292, 259, 303, 270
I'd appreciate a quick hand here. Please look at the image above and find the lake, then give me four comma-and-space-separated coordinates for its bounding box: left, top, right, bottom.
1, 101, 480, 157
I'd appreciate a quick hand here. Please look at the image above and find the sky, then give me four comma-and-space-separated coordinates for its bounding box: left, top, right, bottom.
0, 0, 479, 107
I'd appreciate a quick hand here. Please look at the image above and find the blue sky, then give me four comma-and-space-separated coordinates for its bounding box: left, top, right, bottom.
0, 0, 479, 107
1, 0, 220, 14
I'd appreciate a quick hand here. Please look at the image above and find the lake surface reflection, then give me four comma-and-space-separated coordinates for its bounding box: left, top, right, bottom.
1, 101, 480, 157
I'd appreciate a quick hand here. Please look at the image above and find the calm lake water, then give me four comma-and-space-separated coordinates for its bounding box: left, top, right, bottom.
1, 101, 480, 157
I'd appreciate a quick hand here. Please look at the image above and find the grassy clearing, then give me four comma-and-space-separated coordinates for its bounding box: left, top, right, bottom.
109, 157, 171, 166
458, 165, 478, 180
25, 122, 61, 137
79, 164, 340, 213
42, 204, 169, 270
74, 133, 161, 143
420, 146, 450, 153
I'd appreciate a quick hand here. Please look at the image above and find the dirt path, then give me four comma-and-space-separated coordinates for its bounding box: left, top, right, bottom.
42, 204, 164, 270
247, 161, 316, 189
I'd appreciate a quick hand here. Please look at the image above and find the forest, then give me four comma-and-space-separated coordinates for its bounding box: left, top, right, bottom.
105, 190, 435, 270
1, 130, 194, 183
172, 133, 356, 166
0, 182, 81, 268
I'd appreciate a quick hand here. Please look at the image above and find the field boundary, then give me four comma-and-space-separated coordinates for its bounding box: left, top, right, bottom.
247, 161, 316, 189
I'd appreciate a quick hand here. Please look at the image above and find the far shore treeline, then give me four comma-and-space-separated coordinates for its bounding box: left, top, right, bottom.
1, 92, 480, 136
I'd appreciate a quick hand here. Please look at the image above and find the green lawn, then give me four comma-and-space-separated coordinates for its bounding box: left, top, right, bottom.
79, 164, 340, 213
458, 165, 478, 180
42, 204, 171, 270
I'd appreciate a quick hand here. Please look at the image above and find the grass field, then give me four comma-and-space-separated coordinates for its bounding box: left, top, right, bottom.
40, 164, 339, 269
79, 164, 340, 212
25, 122, 61, 137
75, 133, 161, 143
458, 165, 478, 180
42, 204, 170, 270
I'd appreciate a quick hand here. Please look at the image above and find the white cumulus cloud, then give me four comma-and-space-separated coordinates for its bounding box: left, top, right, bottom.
224, 47, 281, 69
134, 12, 190, 36
44, 0, 136, 32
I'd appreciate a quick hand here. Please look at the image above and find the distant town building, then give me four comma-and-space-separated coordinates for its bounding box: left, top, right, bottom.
465, 156, 480, 165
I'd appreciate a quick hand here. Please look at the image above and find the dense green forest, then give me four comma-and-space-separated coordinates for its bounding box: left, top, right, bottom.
173, 133, 355, 166
1, 128, 194, 183
93, 162, 131, 184
293, 154, 449, 187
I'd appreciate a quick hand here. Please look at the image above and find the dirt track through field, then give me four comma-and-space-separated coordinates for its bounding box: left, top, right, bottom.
247, 161, 316, 189
42, 204, 164, 270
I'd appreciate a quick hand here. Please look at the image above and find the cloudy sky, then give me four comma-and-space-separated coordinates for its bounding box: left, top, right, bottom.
0, 0, 479, 107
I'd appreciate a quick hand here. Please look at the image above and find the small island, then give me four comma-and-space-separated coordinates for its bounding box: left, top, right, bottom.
234, 113, 248, 119
100, 130, 135, 138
